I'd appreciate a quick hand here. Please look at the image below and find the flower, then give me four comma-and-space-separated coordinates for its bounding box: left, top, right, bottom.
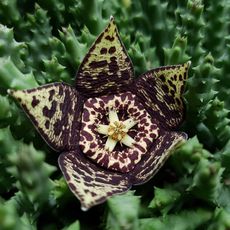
8, 17, 190, 211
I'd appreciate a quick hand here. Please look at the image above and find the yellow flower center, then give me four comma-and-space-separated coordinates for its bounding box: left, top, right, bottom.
96, 108, 137, 152
108, 121, 127, 141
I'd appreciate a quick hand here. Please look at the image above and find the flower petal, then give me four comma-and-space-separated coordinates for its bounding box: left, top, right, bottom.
134, 62, 190, 129
76, 17, 134, 97
8, 83, 83, 151
130, 130, 187, 185
58, 148, 131, 211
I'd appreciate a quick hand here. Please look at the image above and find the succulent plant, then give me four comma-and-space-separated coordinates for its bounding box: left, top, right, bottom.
1, 0, 230, 229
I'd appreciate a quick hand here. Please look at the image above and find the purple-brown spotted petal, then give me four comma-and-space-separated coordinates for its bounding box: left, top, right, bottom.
129, 130, 187, 185
8, 83, 84, 152
75, 17, 134, 97
133, 62, 190, 130
58, 148, 131, 211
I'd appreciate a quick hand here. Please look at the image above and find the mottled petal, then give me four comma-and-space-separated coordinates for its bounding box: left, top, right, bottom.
80, 92, 159, 173
130, 131, 187, 185
8, 83, 83, 151
58, 148, 131, 211
134, 62, 190, 129
76, 16, 134, 97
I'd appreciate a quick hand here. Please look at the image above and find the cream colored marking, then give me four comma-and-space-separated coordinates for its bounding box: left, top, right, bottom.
109, 108, 119, 122
97, 109, 136, 152
97, 124, 109, 135
120, 134, 135, 147
105, 137, 117, 152
123, 118, 137, 130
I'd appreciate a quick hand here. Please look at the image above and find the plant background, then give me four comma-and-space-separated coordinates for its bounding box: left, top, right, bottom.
0, 0, 230, 229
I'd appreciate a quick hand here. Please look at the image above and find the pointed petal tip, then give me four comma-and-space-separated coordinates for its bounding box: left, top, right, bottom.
7, 89, 13, 95
81, 206, 89, 212
7, 88, 20, 98
181, 132, 188, 140
110, 15, 114, 21
187, 60, 192, 68
7, 89, 24, 100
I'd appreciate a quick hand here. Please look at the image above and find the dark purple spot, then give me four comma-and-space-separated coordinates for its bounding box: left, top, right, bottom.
89, 60, 107, 68
175, 98, 182, 105
83, 109, 90, 122
68, 182, 76, 190
31, 96, 40, 108
133, 110, 139, 116
49, 89, 55, 101
59, 86, 63, 95
45, 120, 50, 129
110, 56, 117, 61
138, 133, 145, 137
109, 46, 116, 54
115, 100, 120, 107
105, 35, 114, 41
170, 89, 175, 97
85, 100, 93, 108
99, 101, 104, 107
90, 143, 97, 149
138, 126, 145, 132
129, 151, 138, 161
136, 144, 145, 152
168, 80, 177, 92
124, 55, 130, 62
121, 93, 126, 102
65, 174, 71, 181
91, 192, 97, 197
81, 130, 93, 141
159, 74, 166, 82
53, 119, 62, 135
139, 113, 146, 120
42, 100, 57, 118
100, 48, 107, 54
150, 133, 157, 139
96, 33, 103, 43
95, 177, 106, 183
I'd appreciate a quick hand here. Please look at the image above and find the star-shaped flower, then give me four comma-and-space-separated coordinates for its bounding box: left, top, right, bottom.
8, 17, 190, 211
